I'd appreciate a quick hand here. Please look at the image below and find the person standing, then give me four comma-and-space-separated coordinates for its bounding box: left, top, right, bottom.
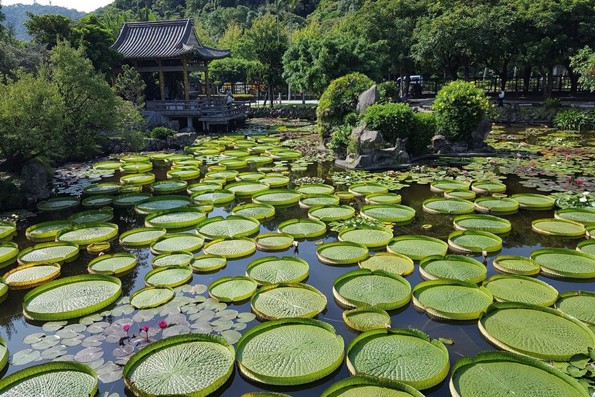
498, 90, 505, 107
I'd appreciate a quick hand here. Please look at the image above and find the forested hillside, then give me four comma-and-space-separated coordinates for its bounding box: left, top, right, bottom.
1, 3, 85, 40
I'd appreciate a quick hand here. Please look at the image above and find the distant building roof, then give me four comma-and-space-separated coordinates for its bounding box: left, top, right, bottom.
111, 19, 230, 61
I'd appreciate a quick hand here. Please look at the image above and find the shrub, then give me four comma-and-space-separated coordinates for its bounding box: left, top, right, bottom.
543, 98, 561, 109
433, 81, 490, 141
378, 81, 399, 103
329, 124, 353, 158
150, 126, 177, 140
554, 108, 593, 131
410, 112, 436, 154
363, 103, 416, 143
317, 73, 374, 139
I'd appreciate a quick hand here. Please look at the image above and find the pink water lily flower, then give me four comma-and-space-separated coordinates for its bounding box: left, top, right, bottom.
122, 324, 130, 332
158, 320, 168, 329
141, 325, 149, 332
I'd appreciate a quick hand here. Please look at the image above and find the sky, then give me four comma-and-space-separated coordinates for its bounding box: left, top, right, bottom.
1, 0, 114, 12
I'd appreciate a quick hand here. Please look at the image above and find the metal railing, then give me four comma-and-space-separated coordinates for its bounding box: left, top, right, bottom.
145, 100, 248, 119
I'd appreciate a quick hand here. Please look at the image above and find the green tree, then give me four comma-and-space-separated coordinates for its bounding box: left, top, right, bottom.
24, 13, 73, 49
72, 15, 123, 74
0, 29, 45, 79
114, 65, 147, 108
571, 47, 595, 92
209, 57, 260, 87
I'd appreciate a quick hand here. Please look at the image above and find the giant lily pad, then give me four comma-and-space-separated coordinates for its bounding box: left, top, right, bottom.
308, 205, 355, 222
25, 220, 72, 243
0, 221, 16, 241
236, 318, 344, 385
342, 307, 391, 332
68, 209, 113, 225
87, 253, 137, 276
532, 218, 585, 237
0, 242, 19, 268
83, 182, 120, 195
232, 203, 276, 220
360, 204, 416, 223
338, 227, 393, 248
422, 197, 475, 215
555, 208, 595, 226
3, 263, 61, 289
577, 239, 595, 255
18, 242, 79, 265
317, 242, 369, 265
197, 215, 260, 239
413, 280, 493, 320
145, 208, 207, 229
278, 219, 327, 239
119, 227, 166, 247
56, 223, 118, 247
299, 195, 340, 209
134, 195, 192, 214
152, 252, 194, 268
246, 256, 309, 285
296, 184, 335, 196
453, 214, 511, 234
492, 255, 540, 276
252, 189, 302, 206
150, 233, 205, 254
130, 286, 175, 309
145, 266, 193, 288
37, 197, 80, 212
359, 252, 414, 276
209, 276, 258, 302
430, 180, 470, 193
203, 238, 257, 258
251, 283, 327, 320
556, 291, 595, 326
420, 255, 487, 283
483, 275, 558, 306
471, 181, 507, 194
387, 235, 448, 261
474, 196, 519, 215
511, 193, 555, 210
226, 182, 270, 198
120, 173, 155, 186
191, 255, 227, 272
255, 233, 294, 251
349, 182, 389, 197
531, 248, 595, 279
321, 376, 424, 397
112, 193, 152, 208
365, 193, 402, 205
81, 195, 113, 208
333, 269, 411, 310
151, 180, 188, 194
448, 230, 503, 254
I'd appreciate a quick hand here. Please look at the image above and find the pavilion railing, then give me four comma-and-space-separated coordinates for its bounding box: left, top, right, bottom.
145, 100, 248, 118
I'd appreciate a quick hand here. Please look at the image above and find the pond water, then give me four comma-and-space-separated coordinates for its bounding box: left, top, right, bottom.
0, 124, 593, 396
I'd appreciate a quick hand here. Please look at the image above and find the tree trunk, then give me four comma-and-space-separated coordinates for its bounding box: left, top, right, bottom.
499, 61, 509, 92
268, 86, 274, 108
523, 64, 531, 93
568, 68, 579, 94
543, 71, 554, 99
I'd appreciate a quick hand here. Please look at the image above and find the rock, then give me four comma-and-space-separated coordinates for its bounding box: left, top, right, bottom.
471, 119, 492, 142
354, 128, 385, 154
167, 132, 198, 149
21, 160, 52, 205
356, 85, 379, 114
142, 138, 168, 151
431, 135, 450, 153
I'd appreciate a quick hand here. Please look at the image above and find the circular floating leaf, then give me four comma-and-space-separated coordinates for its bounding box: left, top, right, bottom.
336, 191, 355, 201
423, 197, 475, 215
444, 189, 476, 200
471, 181, 507, 194
226, 182, 270, 198
120, 173, 155, 186
18, 242, 79, 265
347, 328, 449, 390
145, 266, 193, 288
145, 208, 207, 229
88, 253, 137, 276
56, 223, 118, 247
299, 195, 340, 209
251, 283, 326, 320
151, 180, 188, 194
555, 208, 595, 226
187, 182, 222, 195
0, 362, 98, 396
167, 167, 201, 180
203, 238, 256, 258
348, 182, 389, 197
68, 209, 113, 225
119, 227, 166, 247
25, 220, 72, 243
360, 204, 416, 223
448, 230, 502, 254
387, 235, 448, 261
532, 218, 585, 237
333, 269, 411, 310
0, 221, 16, 241
236, 172, 265, 182
317, 242, 369, 265
420, 255, 487, 283
236, 318, 344, 386
474, 196, 519, 215
479, 302, 595, 361
94, 160, 121, 170
483, 275, 558, 306
413, 280, 493, 320
556, 291, 595, 326
197, 215, 260, 239
255, 233, 294, 251
124, 334, 234, 397
343, 307, 391, 332
453, 214, 511, 234
112, 192, 152, 208
190, 254, 227, 272
191, 189, 236, 205
252, 189, 302, 206
81, 194, 113, 208
511, 193, 555, 210
492, 255, 540, 276
232, 203, 275, 220
338, 227, 393, 248
321, 375, 424, 397
531, 248, 595, 279
152, 251, 194, 268
450, 351, 589, 397
430, 180, 470, 193
359, 252, 414, 276
23, 274, 122, 321
83, 182, 120, 195
308, 205, 355, 222
577, 239, 595, 255
150, 233, 205, 254
247, 256, 309, 285
209, 276, 257, 302
130, 286, 175, 309
0, 242, 19, 268
121, 161, 152, 174
37, 197, 80, 212
278, 219, 327, 239
259, 175, 290, 188
364, 192, 402, 205
297, 184, 335, 196
4, 263, 61, 289
134, 195, 192, 214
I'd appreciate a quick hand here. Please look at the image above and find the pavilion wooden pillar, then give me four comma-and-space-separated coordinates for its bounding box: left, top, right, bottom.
204, 61, 211, 105
182, 58, 190, 103
158, 60, 166, 100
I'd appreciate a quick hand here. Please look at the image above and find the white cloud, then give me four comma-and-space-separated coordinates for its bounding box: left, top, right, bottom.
1, 0, 114, 12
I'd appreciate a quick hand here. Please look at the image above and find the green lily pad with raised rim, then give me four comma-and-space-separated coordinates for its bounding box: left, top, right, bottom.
203, 238, 257, 258
474, 196, 519, 215
205, 170, 238, 181
246, 256, 309, 285
68, 209, 113, 225
151, 180, 188, 194
412, 280, 493, 320
449, 351, 589, 397
152, 251, 194, 268
336, 191, 355, 201
123, 334, 234, 397
93, 160, 121, 170
197, 215, 260, 240
56, 222, 119, 247
347, 328, 449, 390
37, 197, 80, 212
448, 230, 503, 254
251, 283, 327, 320
530, 248, 595, 279
387, 235, 448, 261
3, 263, 61, 290
420, 255, 487, 283
25, 220, 72, 243
209, 276, 258, 302
511, 193, 555, 210
338, 227, 393, 248
348, 182, 389, 197
0, 221, 16, 241
82, 182, 120, 195
342, 307, 391, 332
236, 172, 265, 182
226, 182, 270, 198
423, 197, 475, 215
87, 253, 137, 276
358, 252, 414, 276
532, 218, 585, 237
360, 204, 416, 223
588, 225, 595, 238
120, 172, 155, 185
191, 189, 236, 205
577, 239, 595, 255
471, 181, 507, 194
453, 214, 512, 234
81, 194, 113, 208
121, 161, 153, 174
130, 286, 175, 309
479, 302, 595, 361
167, 167, 201, 180
0, 361, 98, 397
430, 179, 471, 193
150, 233, 205, 254
444, 189, 476, 200
296, 184, 335, 196
121, 154, 149, 163
190, 254, 227, 272
308, 205, 355, 222
0, 281, 6, 304
556, 291, 595, 326
252, 189, 302, 206
255, 233, 294, 251
333, 269, 411, 310
317, 241, 369, 265
278, 218, 327, 239
112, 192, 152, 208
492, 255, 540, 276
364, 192, 402, 204
232, 203, 276, 220
321, 376, 424, 397
23, 274, 121, 321
555, 208, 595, 226
119, 227, 167, 247
17, 241, 79, 265
236, 318, 344, 386
0, 242, 19, 268
134, 195, 192, 214
483, 274, 558, 306
259, 175, 290, 188
145, 266, 193, 288
187, 182, 222, 195
144, 208, 207, 229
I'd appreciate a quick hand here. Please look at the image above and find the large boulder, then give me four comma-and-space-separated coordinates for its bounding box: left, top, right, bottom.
336, 127, 410, 170
21, 160, 52, 205
356, 85, 379, 114
471, 119, 492, 142
167, 132, 198, 149
351, 126, 385, 154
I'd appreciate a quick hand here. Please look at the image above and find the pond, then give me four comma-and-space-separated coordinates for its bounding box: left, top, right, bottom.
0, 122, 593, 396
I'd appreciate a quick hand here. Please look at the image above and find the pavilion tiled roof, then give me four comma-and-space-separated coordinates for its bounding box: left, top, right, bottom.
111, 19, 230, 60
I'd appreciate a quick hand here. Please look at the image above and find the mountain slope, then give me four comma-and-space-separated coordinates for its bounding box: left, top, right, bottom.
2, 3, 86, 41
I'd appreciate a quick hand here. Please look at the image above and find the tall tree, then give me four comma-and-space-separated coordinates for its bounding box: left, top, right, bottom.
24, 13, 72, 49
